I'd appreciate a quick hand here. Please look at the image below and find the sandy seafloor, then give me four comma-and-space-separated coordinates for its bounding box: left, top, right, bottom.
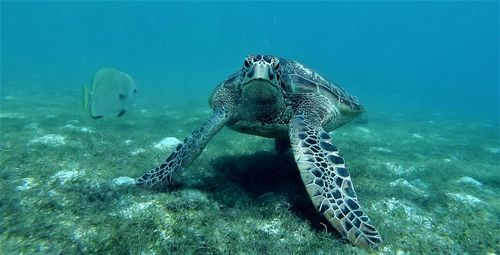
1, 84, 499, 255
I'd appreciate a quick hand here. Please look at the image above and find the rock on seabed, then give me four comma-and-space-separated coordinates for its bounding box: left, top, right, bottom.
153, 137, 182, 150
29, 134, 66, 146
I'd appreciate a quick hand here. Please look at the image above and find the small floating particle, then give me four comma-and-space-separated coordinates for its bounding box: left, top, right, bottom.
485, 147, 500, 154
370, 147, 392, 153
130, 148, 146, 155
412, 133, 423, 139
62, 124, 77, 129
355, 127, 370, 134
80, 127, 94, 133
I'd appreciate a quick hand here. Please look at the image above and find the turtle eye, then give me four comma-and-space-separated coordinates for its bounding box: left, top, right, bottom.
244, 59, 250, 68
273, 63, 280, 71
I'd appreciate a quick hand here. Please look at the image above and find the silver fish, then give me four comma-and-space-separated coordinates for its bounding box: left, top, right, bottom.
83, 67, 137, 119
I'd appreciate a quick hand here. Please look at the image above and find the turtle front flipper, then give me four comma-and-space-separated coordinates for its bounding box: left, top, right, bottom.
137, 110, 229, 189
289, 114, 382, 249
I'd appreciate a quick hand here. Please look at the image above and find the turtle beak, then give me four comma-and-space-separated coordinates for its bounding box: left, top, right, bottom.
248, 64, 271, 80
242, 63, 277, 87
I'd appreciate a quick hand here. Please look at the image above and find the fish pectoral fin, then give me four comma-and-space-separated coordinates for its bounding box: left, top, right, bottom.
117, 109, 127, 117
91, 114, 104, 119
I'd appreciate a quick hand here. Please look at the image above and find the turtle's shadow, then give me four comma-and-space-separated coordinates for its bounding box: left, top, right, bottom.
201, 150, 341, 237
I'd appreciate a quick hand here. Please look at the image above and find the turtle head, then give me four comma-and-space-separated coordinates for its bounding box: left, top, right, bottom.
240, 55, 283, 104
241, 55, 281, 86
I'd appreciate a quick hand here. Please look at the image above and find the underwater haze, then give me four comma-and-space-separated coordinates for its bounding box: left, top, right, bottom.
1, 1, 499, 254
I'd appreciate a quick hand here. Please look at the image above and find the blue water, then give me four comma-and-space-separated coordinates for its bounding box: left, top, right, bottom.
1, 2, 500, 254
2, 1, 498, 120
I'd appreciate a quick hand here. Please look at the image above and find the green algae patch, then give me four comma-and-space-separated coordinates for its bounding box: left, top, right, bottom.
1, 88, 499, 254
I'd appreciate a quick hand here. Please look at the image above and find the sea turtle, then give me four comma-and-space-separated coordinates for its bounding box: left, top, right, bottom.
137, 55, 382, 248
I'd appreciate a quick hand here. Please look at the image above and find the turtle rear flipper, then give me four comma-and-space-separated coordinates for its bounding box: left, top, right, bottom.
289, 114, 382, 249
137, 110, 228, 189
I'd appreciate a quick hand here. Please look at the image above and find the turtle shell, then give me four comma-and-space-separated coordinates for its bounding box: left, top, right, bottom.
279, 58, 365, 114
